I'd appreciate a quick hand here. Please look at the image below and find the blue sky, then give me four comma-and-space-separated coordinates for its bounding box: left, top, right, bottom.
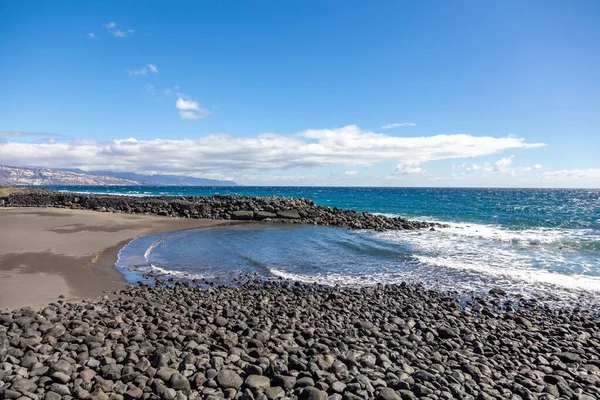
1, 0, 599, 187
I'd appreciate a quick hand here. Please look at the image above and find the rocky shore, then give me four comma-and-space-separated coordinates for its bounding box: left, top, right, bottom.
1, 280, 599, 400
0, 188, 442, 231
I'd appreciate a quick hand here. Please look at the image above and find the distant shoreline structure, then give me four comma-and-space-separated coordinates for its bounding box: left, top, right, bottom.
0, 165, 237, 187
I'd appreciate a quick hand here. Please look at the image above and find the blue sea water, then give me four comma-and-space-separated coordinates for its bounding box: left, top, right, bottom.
49, 186, 600, 301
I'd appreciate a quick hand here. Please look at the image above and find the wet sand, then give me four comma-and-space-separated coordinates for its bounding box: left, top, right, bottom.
0, 208, 242, 309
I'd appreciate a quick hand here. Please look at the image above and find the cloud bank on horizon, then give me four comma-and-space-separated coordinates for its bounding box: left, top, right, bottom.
3, 125, 594, 187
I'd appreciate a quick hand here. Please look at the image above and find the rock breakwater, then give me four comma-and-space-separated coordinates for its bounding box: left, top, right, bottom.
0, 189, 443, 231
1, 281, 599, 400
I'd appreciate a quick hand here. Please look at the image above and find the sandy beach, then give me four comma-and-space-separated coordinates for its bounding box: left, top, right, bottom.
0, 207, 241, 309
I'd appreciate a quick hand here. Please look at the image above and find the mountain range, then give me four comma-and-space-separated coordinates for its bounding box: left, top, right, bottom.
0, 165, 237, 186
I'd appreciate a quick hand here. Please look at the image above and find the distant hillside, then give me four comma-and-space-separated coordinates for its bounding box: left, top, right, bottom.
0, 165, 139, 186
0, 165, 237, 186
77, 170, 238, 186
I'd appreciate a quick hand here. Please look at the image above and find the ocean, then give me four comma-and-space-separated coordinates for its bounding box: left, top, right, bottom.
49, 186, 600, 303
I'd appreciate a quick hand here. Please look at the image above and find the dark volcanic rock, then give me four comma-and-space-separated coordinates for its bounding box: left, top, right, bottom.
254, 211, 277, 220
232, 210, 254, 220
276, 210, 301, 219
217, 370, 243, 390
489, 287, 507, 296
245, 375, 270, 392
1, 189, 445, 231
0, 280, 598, 400
299, 387, 327, 400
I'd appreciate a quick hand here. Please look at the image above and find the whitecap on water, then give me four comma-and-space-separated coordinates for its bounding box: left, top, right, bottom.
114, 223, 600, 305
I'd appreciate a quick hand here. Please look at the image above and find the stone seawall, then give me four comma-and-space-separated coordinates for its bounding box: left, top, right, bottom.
0, 189, 442, 231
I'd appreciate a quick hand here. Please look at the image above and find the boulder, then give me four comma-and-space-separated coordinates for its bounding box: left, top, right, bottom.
10, 378, 37, 393
169, 373, 191, 390
217, 370, 244, 390
245, 375, 270, 392
299, 387, 327, 400
231, 210, 254, 220
276, 210, 301, 219
254, 211, 278, 220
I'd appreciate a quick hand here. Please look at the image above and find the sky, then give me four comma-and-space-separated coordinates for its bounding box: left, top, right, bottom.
1, 0, 599, 187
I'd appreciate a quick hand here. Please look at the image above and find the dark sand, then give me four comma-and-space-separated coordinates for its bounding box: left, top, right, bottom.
0, 208, 243, 309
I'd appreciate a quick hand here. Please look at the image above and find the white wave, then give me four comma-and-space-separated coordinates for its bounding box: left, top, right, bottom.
268, 260, 600, 302
144, 238, 164, 261
134, 264, 210, 281
372, 212, 404, 218
373, 212, 441, 222
369, 225, 600, 295
58, 189, 151, 196
413, 255, 600, 292
373, 212, 597, 249
112, 214, 599, 304
268, 267, 407, 286
114, 238, 144, 269
375, 219, 596, 250
435, 222, 580, 246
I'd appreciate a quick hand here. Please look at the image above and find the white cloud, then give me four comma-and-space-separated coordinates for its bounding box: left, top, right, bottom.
164, 86, 184, 97
494, 156, 513, 170
522, 164, 542, 172
494, 156, 516, 175
175, 98, 201, 111
127, 64, 158, 77
449, 164, 599, 187
179, 111, 203, 120
242, 174, 318, 183
0, 131, 62, 138
467, 163, 493, 173
541, 169, 600, 181
300, 126, 544, 165
451, 157, 600, 187
145, 84, 155, 93
394, 162, 423, 175
176, 97, 209, 120
381, 122, 417, 129
466, 156, 540, 176
105, 22, 133, 38
164, 88, 208, 120
87, 33, 98, 39
344, 170, 359, 176
127, 68, 147, 76
0, 126, 545, 178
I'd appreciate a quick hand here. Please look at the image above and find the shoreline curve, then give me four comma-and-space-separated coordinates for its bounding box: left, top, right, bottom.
0, 207, 247, 310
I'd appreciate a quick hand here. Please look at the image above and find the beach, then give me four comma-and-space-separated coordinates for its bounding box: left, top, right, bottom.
1, 191, 599, 400
1, 277, 599, 400
0, 207, 241, 309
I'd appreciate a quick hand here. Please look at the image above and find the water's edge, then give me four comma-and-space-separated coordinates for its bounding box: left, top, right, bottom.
114, 223, 600, 308
37, 186, 597, 308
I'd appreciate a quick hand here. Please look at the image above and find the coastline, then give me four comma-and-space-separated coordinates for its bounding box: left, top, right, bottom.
0, 207, 245, 310
0, 199, 599, 399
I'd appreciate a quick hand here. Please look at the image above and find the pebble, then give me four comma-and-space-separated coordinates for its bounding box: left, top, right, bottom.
217, 370, 244, 390
0, 280, 598, 400
245, 375, 270, 392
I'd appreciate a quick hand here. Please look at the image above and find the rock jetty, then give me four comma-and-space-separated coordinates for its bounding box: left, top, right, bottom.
1, 281, 599, 400
0, 189, 444, 231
